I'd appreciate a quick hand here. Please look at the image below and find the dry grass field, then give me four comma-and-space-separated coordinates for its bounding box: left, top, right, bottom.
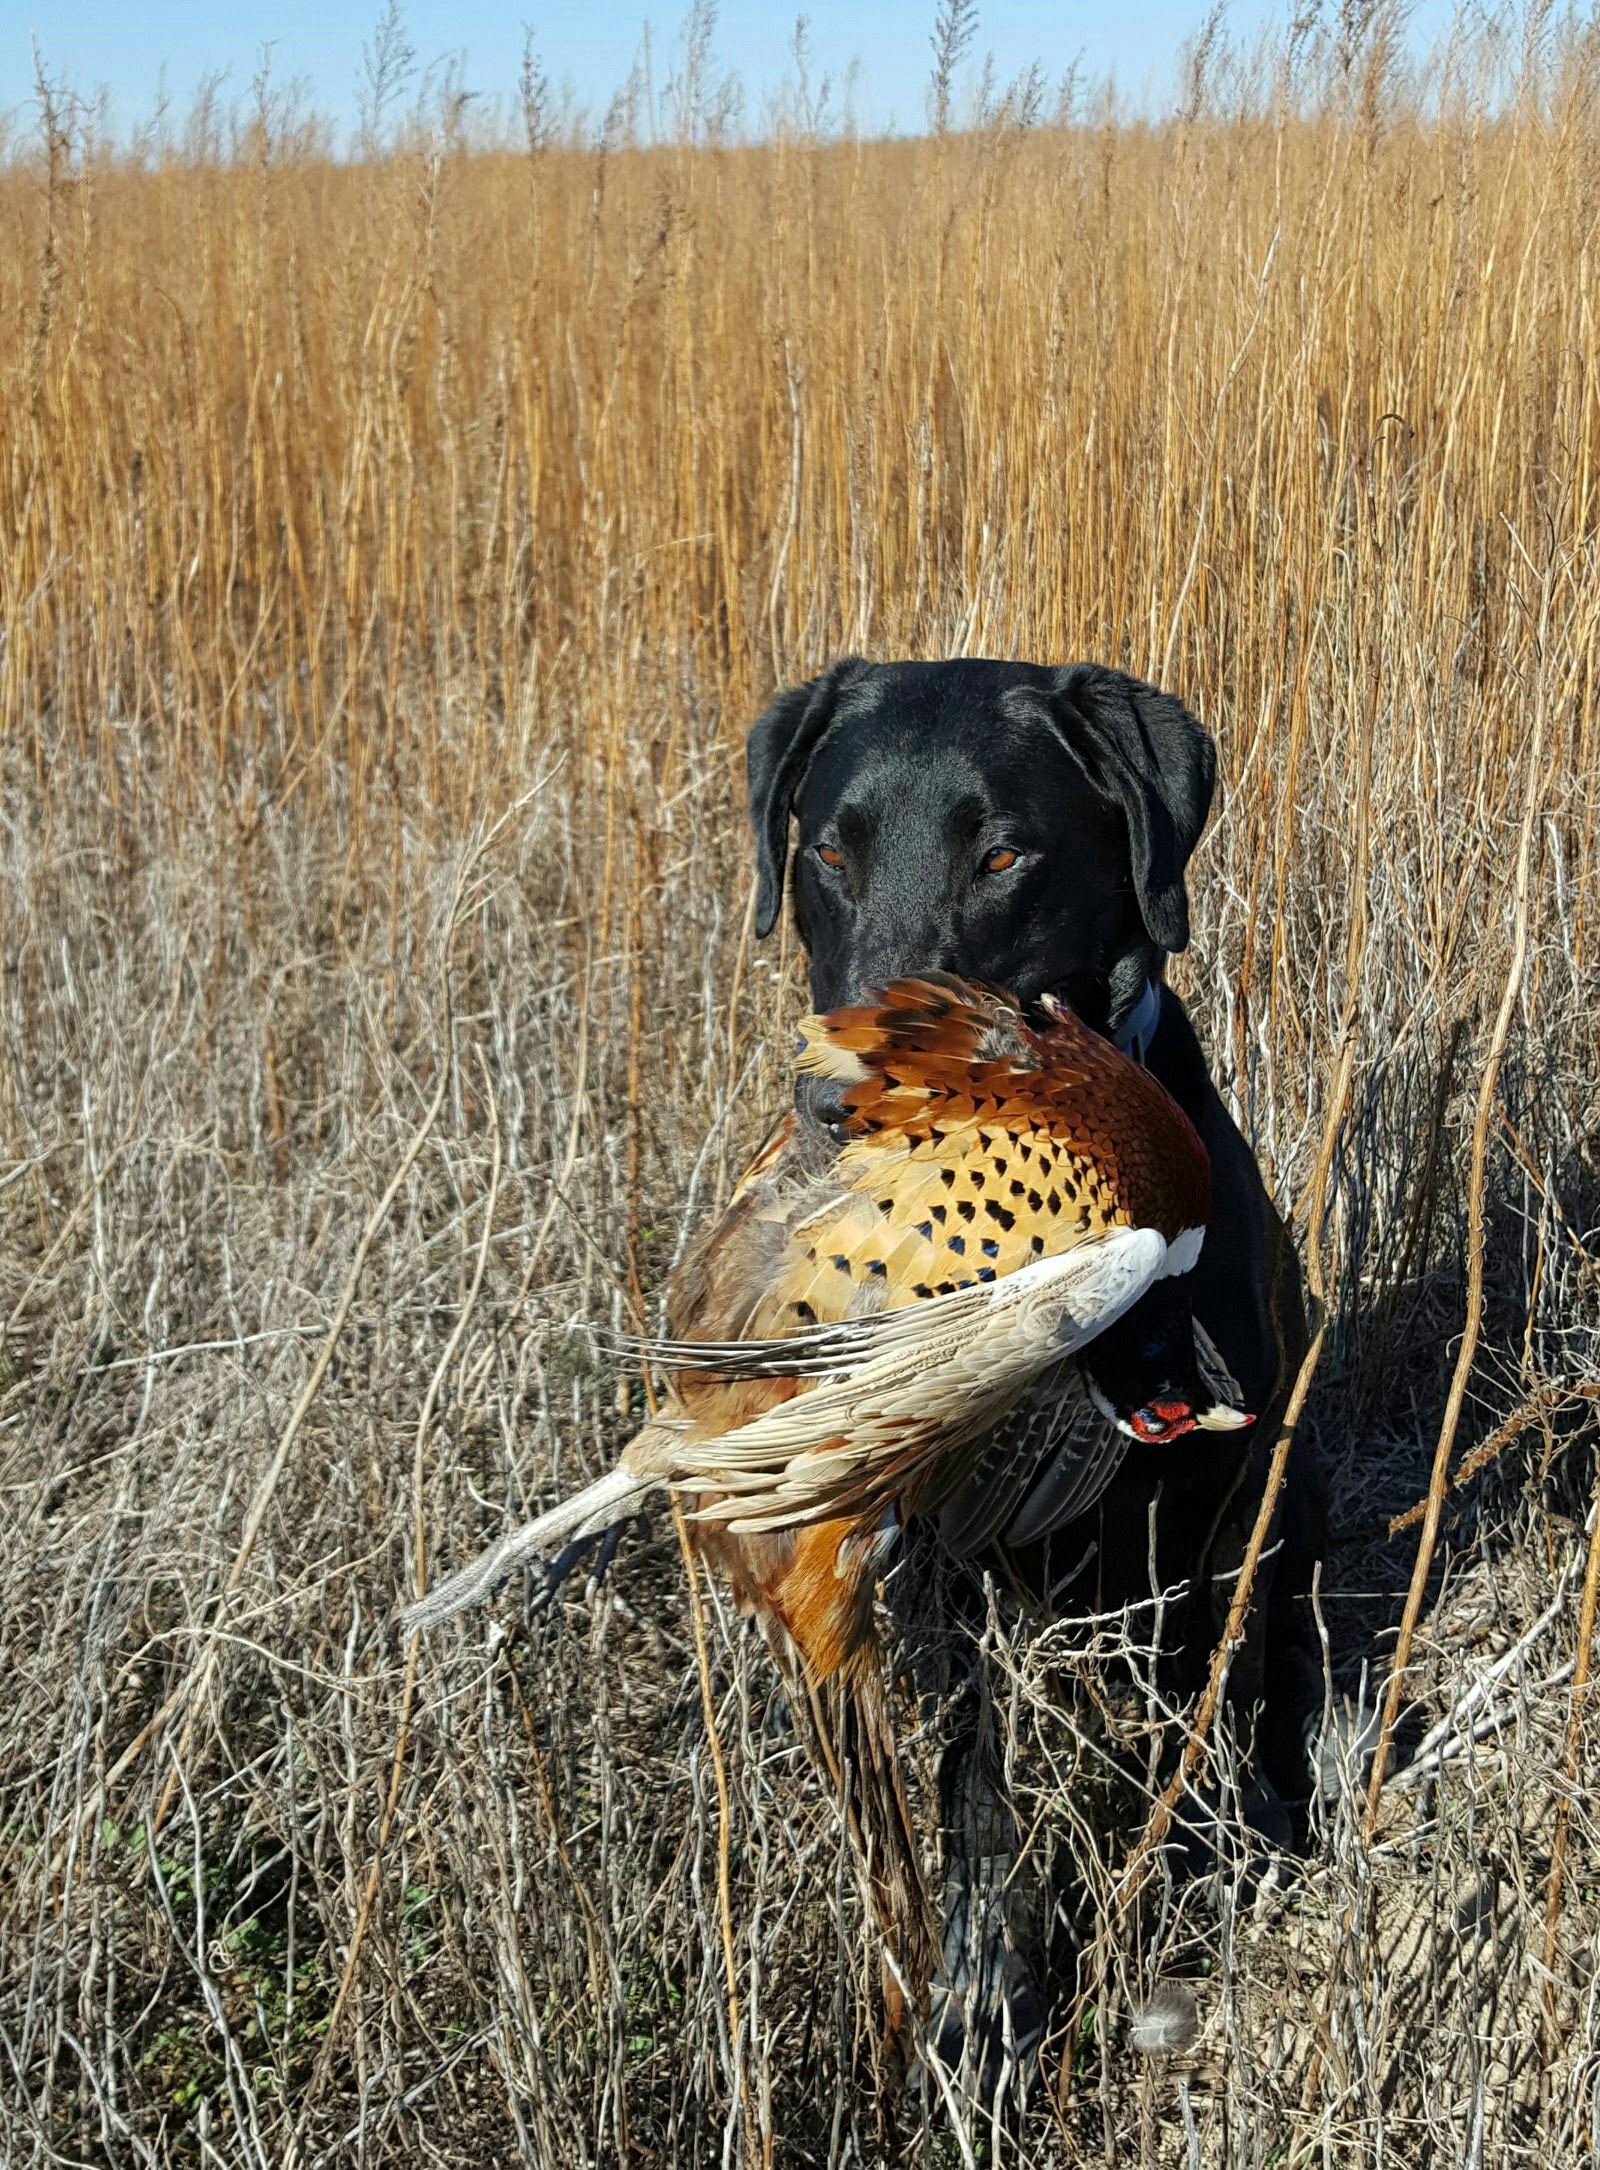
4, 5, 1600, 2162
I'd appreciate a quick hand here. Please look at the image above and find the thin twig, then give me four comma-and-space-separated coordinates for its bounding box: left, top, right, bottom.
1112, 1038, 1354, 1912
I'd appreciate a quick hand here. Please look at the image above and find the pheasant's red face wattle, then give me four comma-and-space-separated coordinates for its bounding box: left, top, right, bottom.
1129, 1400, 1198, 1443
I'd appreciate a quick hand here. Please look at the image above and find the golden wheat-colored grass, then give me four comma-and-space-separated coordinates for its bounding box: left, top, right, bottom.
3, 12, 1600, 2164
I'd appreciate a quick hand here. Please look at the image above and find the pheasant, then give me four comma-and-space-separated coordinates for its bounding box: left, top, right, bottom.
406, 974, 1246, 2034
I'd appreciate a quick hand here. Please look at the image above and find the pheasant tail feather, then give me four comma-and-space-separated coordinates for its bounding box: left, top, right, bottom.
796, 1651, 936, 2060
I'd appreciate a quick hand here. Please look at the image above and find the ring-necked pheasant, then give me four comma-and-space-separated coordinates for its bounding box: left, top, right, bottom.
406, 974, 1246, 2026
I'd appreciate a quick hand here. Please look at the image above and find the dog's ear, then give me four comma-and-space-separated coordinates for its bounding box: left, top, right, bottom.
1043, 665, 1216, 953
746, 658, 871, 937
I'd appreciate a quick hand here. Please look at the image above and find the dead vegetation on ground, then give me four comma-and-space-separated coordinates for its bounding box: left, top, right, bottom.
3, 5, 1600, 2162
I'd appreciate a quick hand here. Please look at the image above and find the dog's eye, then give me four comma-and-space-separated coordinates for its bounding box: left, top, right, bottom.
815, 843, 844, 870
982, 847, 1020, 874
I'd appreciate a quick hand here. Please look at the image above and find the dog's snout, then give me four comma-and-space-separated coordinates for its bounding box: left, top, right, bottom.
797, 1070, 851, 1138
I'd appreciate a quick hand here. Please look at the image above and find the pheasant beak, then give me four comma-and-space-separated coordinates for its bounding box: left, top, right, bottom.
1195, 1403, 1254, 1432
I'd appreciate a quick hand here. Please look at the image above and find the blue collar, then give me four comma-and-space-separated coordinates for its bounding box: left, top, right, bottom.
1112, 979, 1162, 1065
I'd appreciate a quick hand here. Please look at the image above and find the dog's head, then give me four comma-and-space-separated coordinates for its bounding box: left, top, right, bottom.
747, 657, 1216, 1043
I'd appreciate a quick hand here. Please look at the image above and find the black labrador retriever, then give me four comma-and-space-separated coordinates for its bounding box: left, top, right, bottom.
746, 655, 1326, 2080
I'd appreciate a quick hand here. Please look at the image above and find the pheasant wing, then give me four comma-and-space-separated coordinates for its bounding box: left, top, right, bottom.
937, 1367, 1131, 1554
999, 1398, 1129, 1545
646, 1225, 1169, 1534
627, 1223, 1166, 1380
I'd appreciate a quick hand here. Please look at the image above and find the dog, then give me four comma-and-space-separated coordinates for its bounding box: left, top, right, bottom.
746, 655, 1325, 2087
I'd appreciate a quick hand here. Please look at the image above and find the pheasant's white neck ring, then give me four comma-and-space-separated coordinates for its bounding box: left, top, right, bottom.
1112, 979, 1162, 1065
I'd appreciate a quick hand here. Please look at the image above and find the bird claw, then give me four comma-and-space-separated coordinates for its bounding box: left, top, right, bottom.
540, 1515, 634, 1606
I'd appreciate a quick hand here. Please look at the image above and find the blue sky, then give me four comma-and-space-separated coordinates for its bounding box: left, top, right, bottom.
6, 0, 1463, 144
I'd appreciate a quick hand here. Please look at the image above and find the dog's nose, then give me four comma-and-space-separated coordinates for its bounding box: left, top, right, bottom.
1054, 971, 1111, 1035
797, 1070, 851, 1139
